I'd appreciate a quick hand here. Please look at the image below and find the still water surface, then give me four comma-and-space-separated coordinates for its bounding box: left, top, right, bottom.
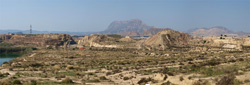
0, 54, 21, 65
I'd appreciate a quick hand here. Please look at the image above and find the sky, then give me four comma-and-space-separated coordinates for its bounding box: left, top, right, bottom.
0, 0, 250, 32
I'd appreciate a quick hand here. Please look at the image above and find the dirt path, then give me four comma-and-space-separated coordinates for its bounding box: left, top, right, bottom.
29, 53, 36, 57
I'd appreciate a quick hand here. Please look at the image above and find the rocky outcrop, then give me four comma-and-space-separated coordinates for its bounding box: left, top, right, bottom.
189, 37, 249, 51
78, 34, 138, 48
2, 34, 76, 46
79, 34, 121, 47
142, 30, 190, 50
119, 36, 135, 42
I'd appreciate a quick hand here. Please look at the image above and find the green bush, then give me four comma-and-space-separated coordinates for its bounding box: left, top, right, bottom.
137, 77, 151, 84
216, 74, 235, 85
0, 42, 14, 47
207, 58, 220, 66
12, 79, 22, 84
123, 77, 130, 80
87, 79, 100, 82
99, 76, 108, 80
61, 78, 74, 84
47, 46, 53, 49
31, 80, 37, 85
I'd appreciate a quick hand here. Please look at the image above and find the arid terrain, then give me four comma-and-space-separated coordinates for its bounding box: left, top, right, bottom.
0, 28, 250, 85
1, 0, 250, 84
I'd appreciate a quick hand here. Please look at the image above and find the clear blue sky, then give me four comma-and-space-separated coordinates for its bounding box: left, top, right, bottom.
0, 0, 250, 32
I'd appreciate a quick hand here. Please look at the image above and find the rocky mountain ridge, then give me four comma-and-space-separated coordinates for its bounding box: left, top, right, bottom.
102, 19, 152, 34
118, 27, 171, 36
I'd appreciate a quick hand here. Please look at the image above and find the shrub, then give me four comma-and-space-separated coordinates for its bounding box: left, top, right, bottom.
203, 40, 207, 43
99, 76, 108, 80
31, 80, 37, 85
137, 77, 151, 85
167, 72, 174, 76
207, 58, 220, 66
179, 76, 184, 81
244, 79, 250, 83
47, 46, 53, 49
238, 58, 244, 61
61, 78, 74, 84
88, 73, 95, 75
216, 74, 235, 85
12, 79, 22, 84
123, 77, 130, 80
179, 62, 184, 65
0, 42, 14, 47
112, 69, 121, 74
31, 47, 37, 50
0, 72, 3, 77
106, 72, 112, 76
87, 79, 100, 82
193, 79, 209, 85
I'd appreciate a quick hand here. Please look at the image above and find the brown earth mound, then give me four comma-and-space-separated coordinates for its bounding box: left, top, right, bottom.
142, 29, 190, 50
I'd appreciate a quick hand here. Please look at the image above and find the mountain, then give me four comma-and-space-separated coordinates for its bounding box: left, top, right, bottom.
102, 19, 152, 34
140, 27, 171, 36
118, 27, 171, 36
188, 27, 233, 36
118, 31, 140, 36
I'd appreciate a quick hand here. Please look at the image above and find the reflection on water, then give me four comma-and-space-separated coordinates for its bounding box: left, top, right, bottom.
0, 54, 21, 65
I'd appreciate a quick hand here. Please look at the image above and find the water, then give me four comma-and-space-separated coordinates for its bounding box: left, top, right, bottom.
0, 54, 21, 65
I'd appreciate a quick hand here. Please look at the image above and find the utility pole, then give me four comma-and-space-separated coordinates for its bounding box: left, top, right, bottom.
30, 25, 32, 34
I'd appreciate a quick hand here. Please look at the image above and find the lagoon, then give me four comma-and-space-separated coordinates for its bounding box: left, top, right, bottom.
0, 54, 21, 65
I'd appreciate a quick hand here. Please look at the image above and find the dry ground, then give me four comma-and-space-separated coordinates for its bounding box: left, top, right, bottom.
1, 48, 250, 85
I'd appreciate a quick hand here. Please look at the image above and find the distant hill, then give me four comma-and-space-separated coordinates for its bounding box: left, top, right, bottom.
188, 26, 250, 37
188, 27, 236, 36
102, 19, 152, 34
0, 29, 95, 36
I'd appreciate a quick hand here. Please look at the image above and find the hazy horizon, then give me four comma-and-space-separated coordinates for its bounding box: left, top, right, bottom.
0, 0, 250, 32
